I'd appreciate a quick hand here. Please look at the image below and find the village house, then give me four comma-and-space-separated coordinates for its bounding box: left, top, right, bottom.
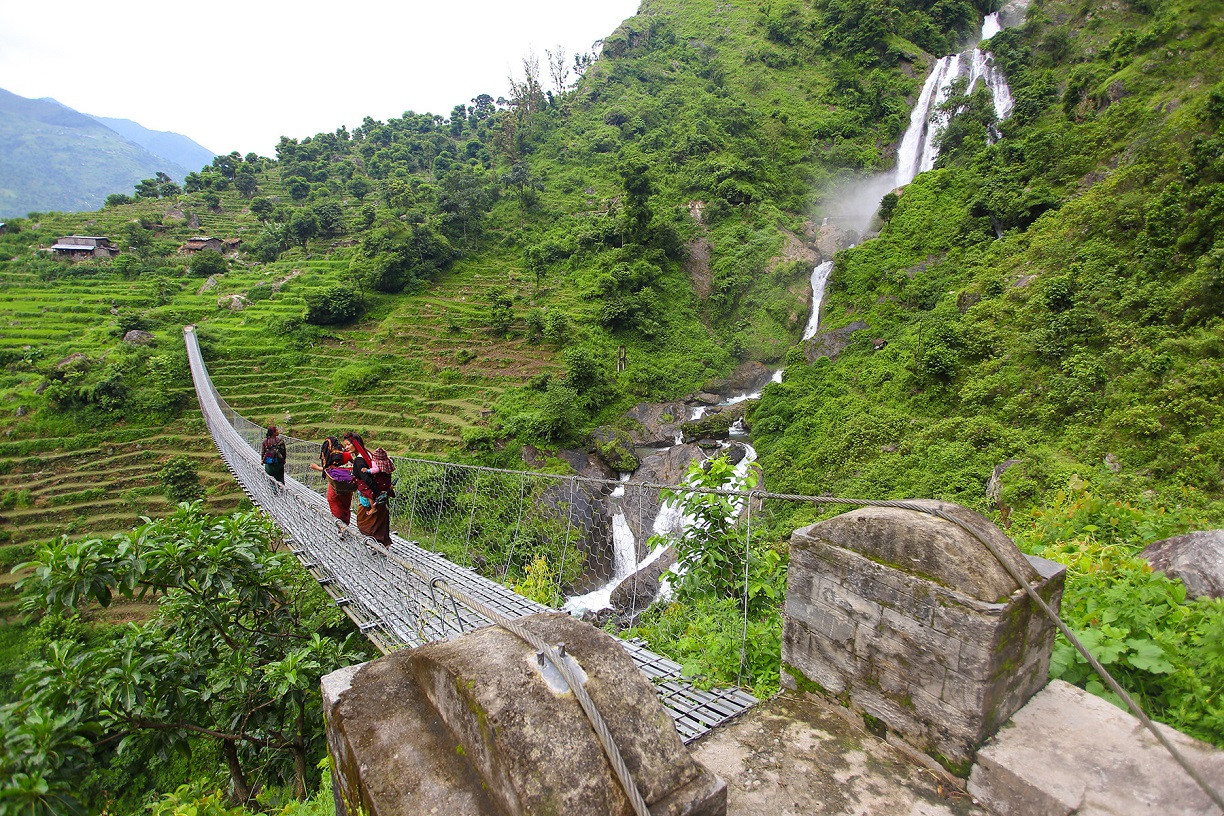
180, 236, 242, 255
50, 236, 119, 259
180, 236, 224, 255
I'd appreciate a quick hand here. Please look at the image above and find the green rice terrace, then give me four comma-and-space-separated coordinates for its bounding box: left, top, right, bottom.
0, 192, 565, 619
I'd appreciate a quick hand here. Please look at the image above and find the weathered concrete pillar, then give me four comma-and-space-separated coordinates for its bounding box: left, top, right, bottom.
322, 610, 726, 815
780, 500, 1065, 776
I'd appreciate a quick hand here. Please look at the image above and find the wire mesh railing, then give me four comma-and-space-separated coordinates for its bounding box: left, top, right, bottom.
184, 326, 760, 743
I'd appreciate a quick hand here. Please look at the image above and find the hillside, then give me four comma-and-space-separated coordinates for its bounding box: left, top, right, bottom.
0, 0, 1219, 595
89, 114, 216, 175
0, 88, 198, 218
2, 0, 1223, 809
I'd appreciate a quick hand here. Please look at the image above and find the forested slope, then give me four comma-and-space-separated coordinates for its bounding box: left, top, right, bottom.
751, 0, 1223, 518
1, 0, 1223, 809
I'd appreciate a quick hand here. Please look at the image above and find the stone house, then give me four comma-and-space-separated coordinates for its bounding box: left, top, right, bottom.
51, 236, 119, 258
180, 236, 241, 255
180, 236, 224, 255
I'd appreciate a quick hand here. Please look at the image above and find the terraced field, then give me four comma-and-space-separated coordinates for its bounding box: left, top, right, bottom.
0, 192, 564, 618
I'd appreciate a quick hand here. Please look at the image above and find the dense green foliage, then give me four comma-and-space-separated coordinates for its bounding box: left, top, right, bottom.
1013, 484, 1224, 745
752, 0, 1224, 519
1, 0, 1223, 807
4, 505, 363, 814
631, 456, 788, 696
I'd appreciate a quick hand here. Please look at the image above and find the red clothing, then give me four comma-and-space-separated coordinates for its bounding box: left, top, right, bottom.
323, 450, 354, 523
327, 483, 353, 525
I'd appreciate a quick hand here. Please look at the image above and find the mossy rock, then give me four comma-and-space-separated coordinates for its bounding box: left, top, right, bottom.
591, 427, 640, 473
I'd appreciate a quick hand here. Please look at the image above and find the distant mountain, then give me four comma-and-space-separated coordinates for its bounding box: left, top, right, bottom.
89, 115, 215, 175
0, 88, 209, 219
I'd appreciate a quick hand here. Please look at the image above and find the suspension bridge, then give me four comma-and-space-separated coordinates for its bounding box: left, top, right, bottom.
184, 325, 757, 745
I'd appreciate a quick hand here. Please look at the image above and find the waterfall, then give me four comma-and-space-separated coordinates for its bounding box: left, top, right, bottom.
894, 14, 1014, 189
611, 512, 636, 578
564, 475, 637, 613
802, 260, 834, 341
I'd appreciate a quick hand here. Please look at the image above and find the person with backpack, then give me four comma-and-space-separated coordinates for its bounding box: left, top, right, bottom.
310, 436, 355, 524
261, 425, 287, 484
342, 432, 395, 547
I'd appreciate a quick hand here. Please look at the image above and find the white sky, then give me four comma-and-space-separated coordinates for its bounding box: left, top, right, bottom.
0, 1, 640, 158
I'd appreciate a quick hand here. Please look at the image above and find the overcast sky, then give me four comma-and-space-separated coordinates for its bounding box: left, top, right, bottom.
1, 1, 640, 158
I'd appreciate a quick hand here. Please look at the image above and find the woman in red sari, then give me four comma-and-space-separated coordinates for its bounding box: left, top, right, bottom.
343, 432, 392, 547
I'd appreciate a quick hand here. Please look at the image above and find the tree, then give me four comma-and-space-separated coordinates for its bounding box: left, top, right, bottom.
348, 176, 372, 201
123, 220, 154, 258
286, 177, 311, 201
879, 191, 899, 223
287, 209, 320, 249
617, 148, 654, 245
305, 285, 363, 325
652, 456, 778, 609
189, 249, 228, 277
499, 163, 543, 227
546, 46, 571, 96
486, 291, 514, 334
313, 200, 345, 238
250, 197, 274, 221
234, 167, 258, 198
10, 506, 361, 812
438, 167, 495, 245
159, 455, 203, 502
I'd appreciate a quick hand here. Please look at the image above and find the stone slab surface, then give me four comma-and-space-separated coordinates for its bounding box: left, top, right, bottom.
690, 689, 990, 816
968, 680, 1224, 816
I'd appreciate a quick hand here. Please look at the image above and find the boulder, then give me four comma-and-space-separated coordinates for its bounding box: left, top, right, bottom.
591, 427, 640, 473
1141, 530, 1224, 599
985, 459, 1022, 504
218, 294, 249, 311
703, 361, 771, 397
682, 405, 746, 443
122, 329, 156, 346
558, 448, 618, 481
618, 444, 707, 544
624, 401, 687, 446
610, 548, 678, 615
636, 443, 704, 486
805, 320, 869, 362
197, 274, 221, 294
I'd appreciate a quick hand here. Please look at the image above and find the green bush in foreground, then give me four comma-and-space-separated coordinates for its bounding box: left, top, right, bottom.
1014, 483, 1224, 747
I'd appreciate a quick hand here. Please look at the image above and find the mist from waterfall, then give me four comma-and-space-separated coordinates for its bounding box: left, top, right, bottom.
819, 13, 1016, 238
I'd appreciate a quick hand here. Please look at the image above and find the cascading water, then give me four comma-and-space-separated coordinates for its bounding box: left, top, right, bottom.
802, 260, 834, 341
895, 13, 1015, 189
564, 474, 638, 613
566, 14, 1018, 619
812, 12, 1016, 331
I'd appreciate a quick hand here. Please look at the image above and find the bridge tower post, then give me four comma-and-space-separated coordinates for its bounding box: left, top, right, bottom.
780, 500, 1066, 778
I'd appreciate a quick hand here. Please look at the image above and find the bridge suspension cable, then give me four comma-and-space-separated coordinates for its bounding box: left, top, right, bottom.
183, 327, 1222, 811
182, 326, 757, 746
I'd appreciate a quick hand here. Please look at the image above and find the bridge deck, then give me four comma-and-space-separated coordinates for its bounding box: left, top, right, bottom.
185, 327, 756, 743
